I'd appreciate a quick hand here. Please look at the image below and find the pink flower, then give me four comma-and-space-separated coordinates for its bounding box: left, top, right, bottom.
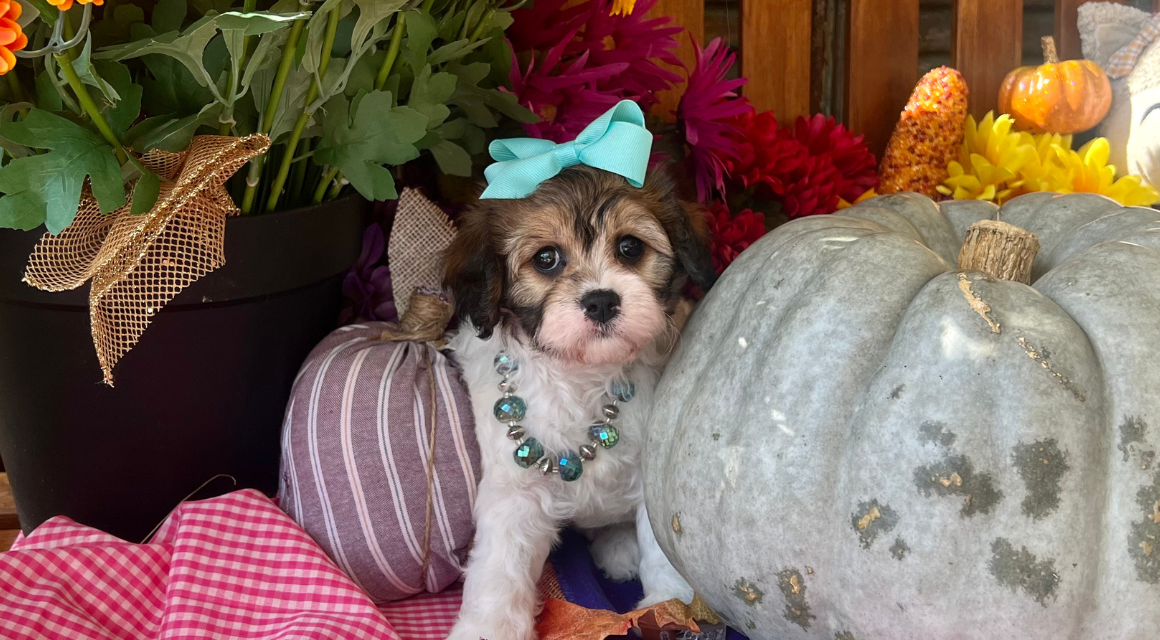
677, 37, 751, 203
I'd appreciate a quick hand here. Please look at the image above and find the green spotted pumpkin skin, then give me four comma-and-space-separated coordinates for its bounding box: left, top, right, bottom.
644, 192, 1160, 639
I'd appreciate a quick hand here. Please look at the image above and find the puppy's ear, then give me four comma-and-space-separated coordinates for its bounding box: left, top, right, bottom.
647, 172, 718, 292
443, 206, 505, 338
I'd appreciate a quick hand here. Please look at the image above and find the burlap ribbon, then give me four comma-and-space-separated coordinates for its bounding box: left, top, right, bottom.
22, 134, 271, 385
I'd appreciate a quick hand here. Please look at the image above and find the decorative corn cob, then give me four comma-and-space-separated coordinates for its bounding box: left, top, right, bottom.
877, 66, 970, 197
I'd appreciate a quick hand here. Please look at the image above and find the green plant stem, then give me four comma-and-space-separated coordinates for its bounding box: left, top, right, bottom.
6, 72, 27, 104
241, 6, 312, 214
59, 12, 76, 62
313, 165, 339, 203
374, 13, 406, 91
264, 4, 341, 212
327, 173, 344, 199
219, 0, 259, 134
288, 138, 311, 205
55, 54, 128, 165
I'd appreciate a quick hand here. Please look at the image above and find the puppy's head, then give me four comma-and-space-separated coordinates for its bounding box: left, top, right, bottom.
444, 166, 716, 365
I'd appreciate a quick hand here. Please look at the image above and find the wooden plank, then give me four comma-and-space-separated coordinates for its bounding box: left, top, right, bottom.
743, 0, 812, 121
645, 0, 704, 121
845, 0, 921, 158
1055, 0, 1127, 62
954, 0, 1024, 118
0, 510, 19, 531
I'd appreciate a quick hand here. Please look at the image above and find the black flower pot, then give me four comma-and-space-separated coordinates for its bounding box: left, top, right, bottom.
0, 196, 368, 541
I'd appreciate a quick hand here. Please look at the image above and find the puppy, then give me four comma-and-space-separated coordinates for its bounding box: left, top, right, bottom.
443, 165, 717, 640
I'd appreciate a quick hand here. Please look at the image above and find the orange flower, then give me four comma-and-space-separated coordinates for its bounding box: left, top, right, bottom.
0, 0, 27, 76
46, 0, 105, 13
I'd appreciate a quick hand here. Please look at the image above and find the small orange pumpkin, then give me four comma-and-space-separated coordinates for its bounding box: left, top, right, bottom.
999, 36, 1112, 134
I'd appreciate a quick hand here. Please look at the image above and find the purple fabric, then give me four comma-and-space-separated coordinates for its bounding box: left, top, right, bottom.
279, 322, 481, 604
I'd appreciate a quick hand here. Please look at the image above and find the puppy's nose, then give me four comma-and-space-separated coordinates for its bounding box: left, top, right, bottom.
581, 289, 621, 325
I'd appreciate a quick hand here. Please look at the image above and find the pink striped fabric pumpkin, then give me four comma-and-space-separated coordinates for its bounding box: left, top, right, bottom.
279, 322, 481, 604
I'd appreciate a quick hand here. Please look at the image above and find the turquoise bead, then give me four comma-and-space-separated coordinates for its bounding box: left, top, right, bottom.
494, 395, 526, 422
514, 438, 544, 468
611, 379, 635, 402
557, 452, 583, 482
589, 423, 620, 449
494, 352, 518, 375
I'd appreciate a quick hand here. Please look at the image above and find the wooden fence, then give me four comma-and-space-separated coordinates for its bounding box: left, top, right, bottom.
649, 0, 1160, 157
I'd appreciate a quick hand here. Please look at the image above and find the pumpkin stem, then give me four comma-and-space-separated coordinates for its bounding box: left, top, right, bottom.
957, 220, 1041, 284
1042, 36, 1060, 64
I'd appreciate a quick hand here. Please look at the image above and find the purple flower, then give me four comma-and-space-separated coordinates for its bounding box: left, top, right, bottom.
677, 38, 751, 203
340, 223, 398, 325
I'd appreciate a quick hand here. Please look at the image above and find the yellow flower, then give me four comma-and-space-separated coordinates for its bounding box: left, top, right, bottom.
1049, 138, 1159, 206
937, 113, 1037, 203
836, 188, 878, 210
609, 0, 636, 16
938, 111, 1159, 207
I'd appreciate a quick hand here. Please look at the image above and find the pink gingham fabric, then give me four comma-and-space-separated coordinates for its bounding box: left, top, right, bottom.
1107, 13, 1160, 78
0, 489, 404, 640
378, 586, 462, 640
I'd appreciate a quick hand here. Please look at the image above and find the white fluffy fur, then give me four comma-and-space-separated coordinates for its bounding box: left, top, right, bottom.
445, 321, 694, 640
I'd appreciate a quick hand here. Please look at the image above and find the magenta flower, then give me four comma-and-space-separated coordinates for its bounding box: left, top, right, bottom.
572, 0, 683, 113
508, 34, 627, 142
677, 37, 751, 203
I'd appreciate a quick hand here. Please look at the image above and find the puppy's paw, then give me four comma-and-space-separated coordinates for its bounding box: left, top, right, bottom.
447, 615, 535, 640
636, 572, 695, 610
589, 524, 640, 581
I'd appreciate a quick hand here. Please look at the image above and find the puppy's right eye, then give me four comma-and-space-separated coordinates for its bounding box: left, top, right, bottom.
533, 246, 562, 273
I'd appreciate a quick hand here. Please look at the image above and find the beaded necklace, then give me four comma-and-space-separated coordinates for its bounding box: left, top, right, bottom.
491, 351, 634, 481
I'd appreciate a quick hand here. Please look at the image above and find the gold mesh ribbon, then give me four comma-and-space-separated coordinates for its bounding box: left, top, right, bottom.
22, 134, 271, 386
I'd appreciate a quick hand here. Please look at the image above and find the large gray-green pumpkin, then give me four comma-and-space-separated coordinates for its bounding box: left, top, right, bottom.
644, 192, 1160, 639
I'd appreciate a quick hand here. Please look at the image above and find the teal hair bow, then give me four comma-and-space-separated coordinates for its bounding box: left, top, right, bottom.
479, 100, 653, 199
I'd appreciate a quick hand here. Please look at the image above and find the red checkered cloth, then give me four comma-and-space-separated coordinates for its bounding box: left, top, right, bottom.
377, 585, 462, 640
0, 489, 403, 640
1107, 13, 1160, 78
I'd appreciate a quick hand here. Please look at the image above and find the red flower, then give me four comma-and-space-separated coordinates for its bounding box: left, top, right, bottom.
677, 38, 751, 203
778, 155, 844, 218
788, 114, 878, 203
705, 202, 766, 274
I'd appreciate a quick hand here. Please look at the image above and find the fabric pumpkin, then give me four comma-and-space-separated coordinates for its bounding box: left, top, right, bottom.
999, 36, 1112, 134
1078, 2, 1160, 189
280, 322, 481, 603
644, 191, 1160, 639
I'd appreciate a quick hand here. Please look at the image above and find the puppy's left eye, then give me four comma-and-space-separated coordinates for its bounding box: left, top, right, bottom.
533, 246, 563, 273
618, 236, 644, 260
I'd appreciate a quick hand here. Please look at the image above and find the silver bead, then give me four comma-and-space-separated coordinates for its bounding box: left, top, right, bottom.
602, 404, 619, 420
579, 443, 597, 460
498, 379, 518, 394
537, 457, 557, 475
507, 425, 526, 441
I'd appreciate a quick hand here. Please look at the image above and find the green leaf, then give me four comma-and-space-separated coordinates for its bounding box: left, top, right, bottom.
0, 105, 32, 161
141, 54, 217, 117
430, 139, 472, 176
34, 71, 64, 112
153, 0, 188, 33
436, 8, 466, 42
92, 60, 143, 137
301, 0, 349, 75
130, 170, 161, 216
189, 0, 233, 15
124, 104, 220, 152
437, 117, 467, 140
461, 123, 485, 155
407, 65, 455, 127
263, 66, 313, 143
241, 27, 290, 89
314, 91, 428, 201
449, 63, 536, 124
97, 14, 222, 88
73, 36, 121, 103
426, 38, 489, 66
351, 0, 408, 54
403, 9, 438, 71
0, 110, 126, 233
